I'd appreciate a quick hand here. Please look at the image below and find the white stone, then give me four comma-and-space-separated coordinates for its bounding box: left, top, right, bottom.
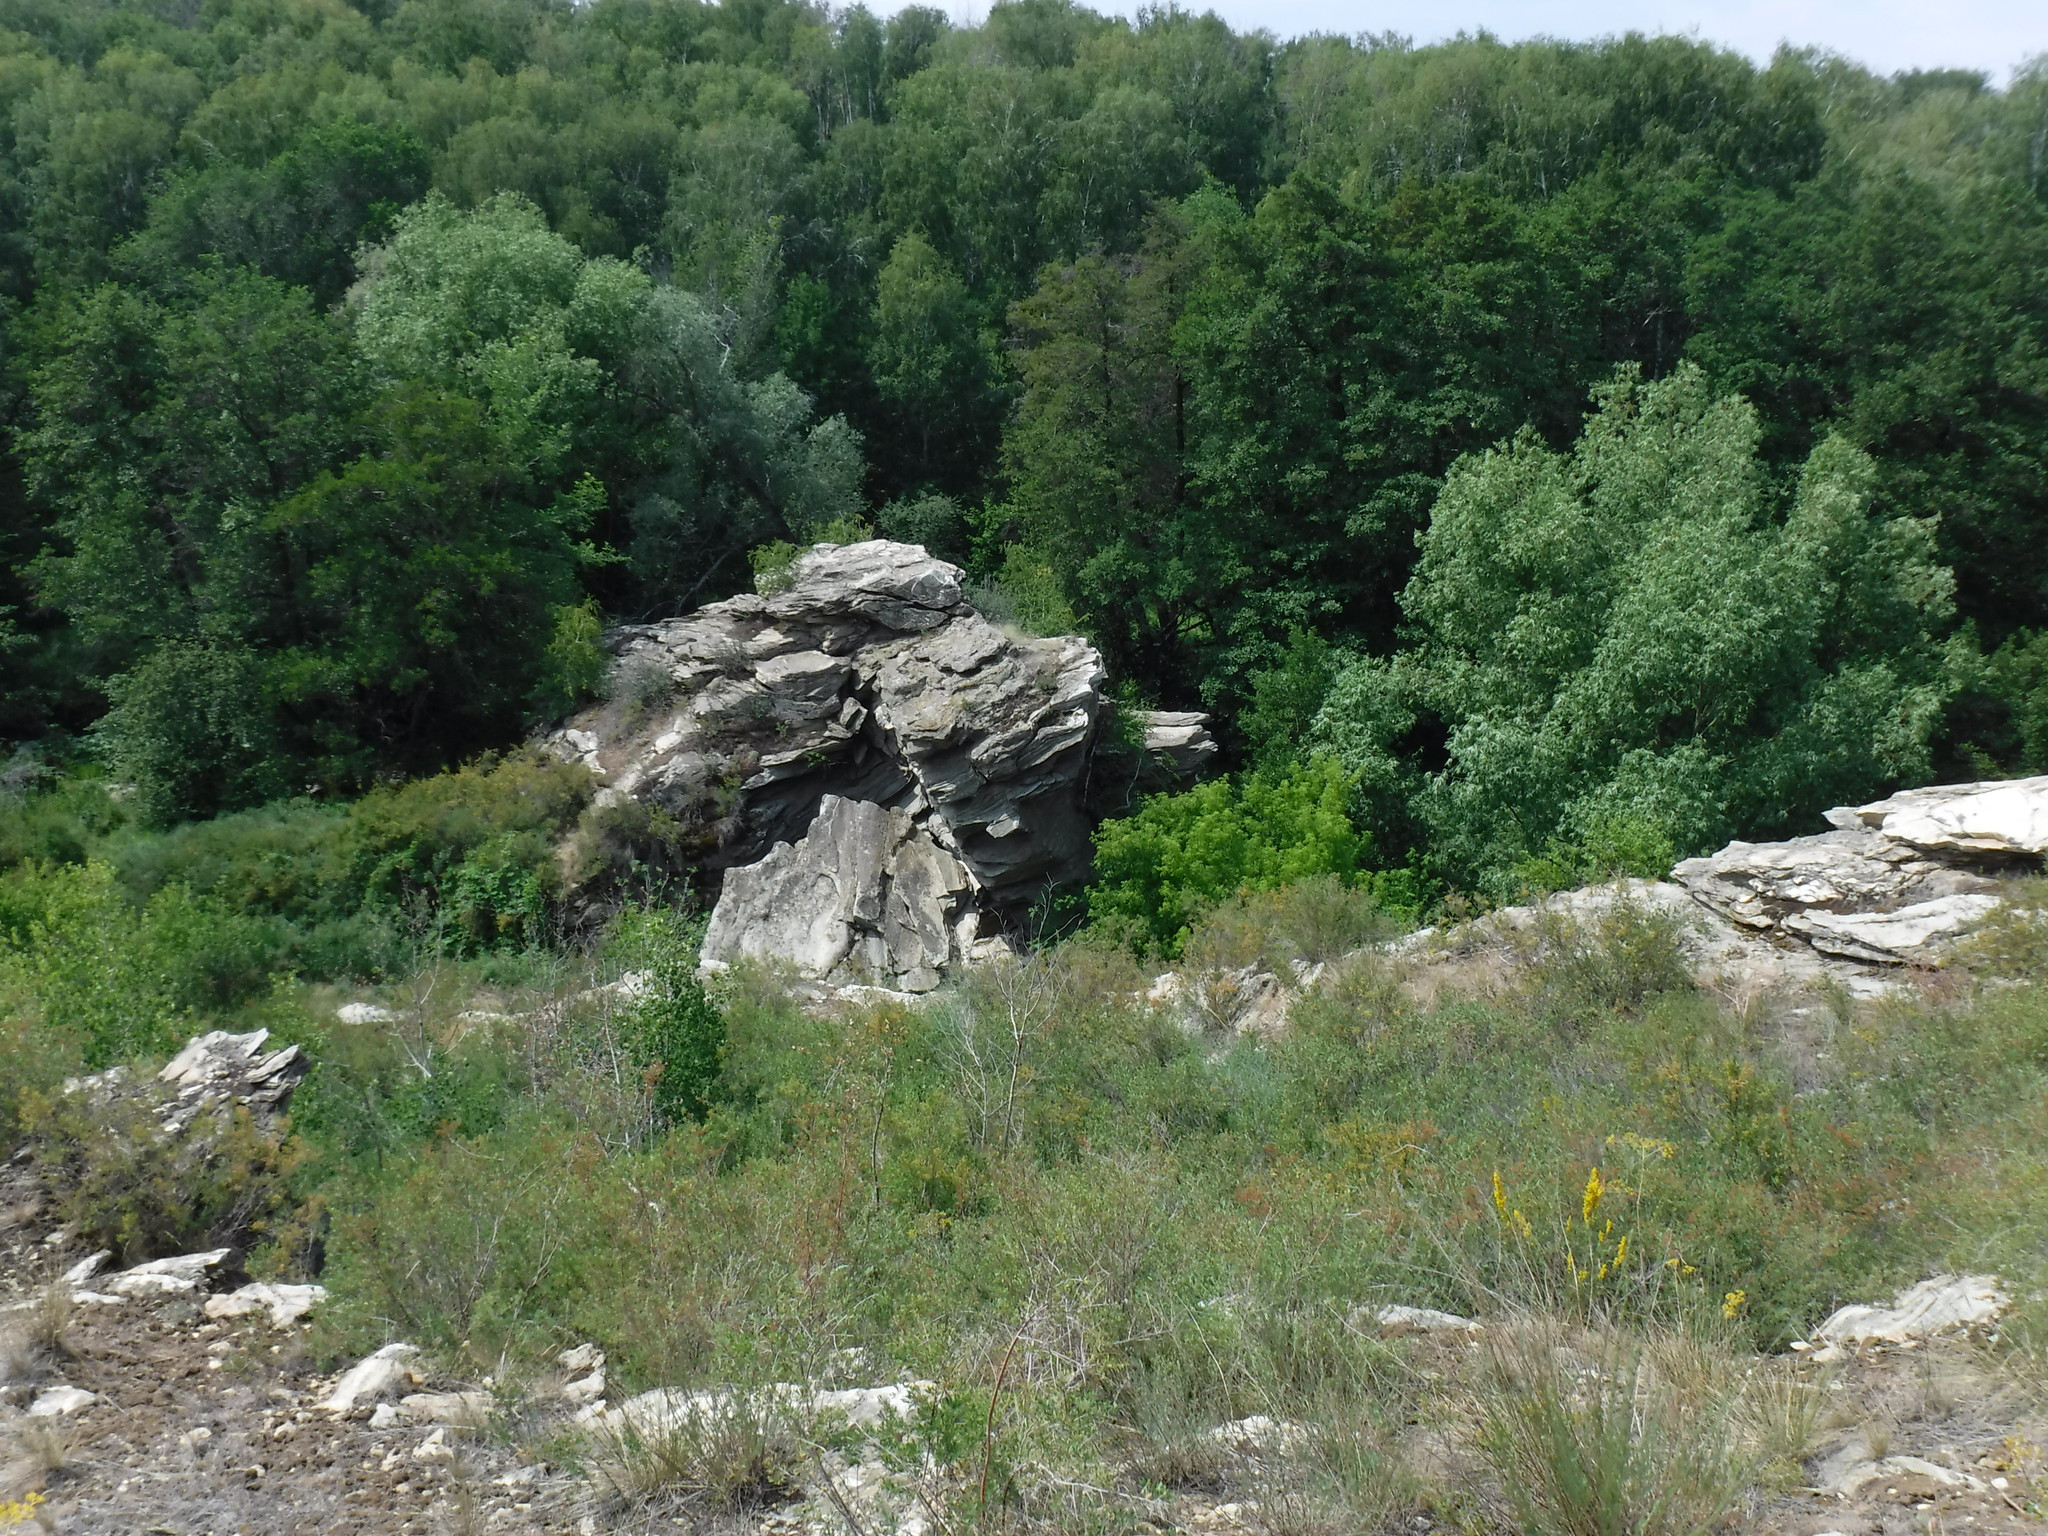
811, 1382, 934, 1428
59, 1250, 111, 1286
336, 1002, 399, 1025
1826, 1455, 1986, 1496
103, 1248, 233, 1299
1370, 1305, 1483, 1336
414, 1425, 455, 1462
1210, 1416, 1310, 1456
369, 1402, 401, 1429
28, 1385, 95, 1416
1832, 775, 2048, 856
561, 1370, 606, 1406
1784, 893, 2003, 964
558, 1342, 604, 1374
322, 1342, 422, 1414
400, 1390, 492, 1426
585, 1380, 935, 1441
204, 1282, 327, 1328
1811, 1273, 2009, 1350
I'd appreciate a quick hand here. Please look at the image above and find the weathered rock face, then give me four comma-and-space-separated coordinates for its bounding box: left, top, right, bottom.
700, 794, 1009, 992
551, 541, 1214, 990
1672, 776, 2048, 968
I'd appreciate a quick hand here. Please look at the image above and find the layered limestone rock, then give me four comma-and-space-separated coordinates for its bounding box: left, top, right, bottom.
551, 540, 1214, 991
1671, 775, 2048, 969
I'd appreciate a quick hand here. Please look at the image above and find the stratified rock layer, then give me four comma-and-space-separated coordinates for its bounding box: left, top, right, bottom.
1671, 775, 2048, 968
552, 541, 1209, 990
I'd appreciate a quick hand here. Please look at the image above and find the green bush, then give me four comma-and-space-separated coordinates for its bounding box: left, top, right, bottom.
1088, 756, 1417, 956
0, 860, 277, 1067
609, 909, 725, 1124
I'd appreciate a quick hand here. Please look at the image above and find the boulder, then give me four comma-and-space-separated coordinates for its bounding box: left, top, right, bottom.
1134, 708, 1219, 788
555, 541, 1207, 988
103, 1248, 235, 1298
701, 794, 1000, 993
1669, 829, 1999, 931
1826, 773, 2048, 857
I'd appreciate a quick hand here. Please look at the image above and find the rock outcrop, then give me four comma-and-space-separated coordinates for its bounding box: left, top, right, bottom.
552, 540, 1214, 991
65, 1028, 308, 1136
1672, 775, 2048, 968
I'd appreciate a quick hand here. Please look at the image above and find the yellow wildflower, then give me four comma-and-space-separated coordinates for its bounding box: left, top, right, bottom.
1582, 1166, 1605, 1226
1722, 1289, 1747, 1319
1492, 1168, 1508, 1218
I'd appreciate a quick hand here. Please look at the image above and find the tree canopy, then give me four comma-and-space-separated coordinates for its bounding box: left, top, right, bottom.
0, 0, 2043, 877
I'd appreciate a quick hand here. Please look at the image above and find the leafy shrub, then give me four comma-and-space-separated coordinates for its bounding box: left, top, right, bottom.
609, 910, 726, 1124
108, 751, 594, 970
1514, 896, 1698, 1019
1183, 874, 1408, 980
1954, 880, 2048, 977
529, 597, 608, 720
749, 539, 801, 594
0, 769, 125, 871
0, 860, 279, 1068
23, 1084, 311, 1264
876, 491, 970, 563
1511, 814, 1678, 898
92, 639, 289, 827
1088, 756, 1417, 956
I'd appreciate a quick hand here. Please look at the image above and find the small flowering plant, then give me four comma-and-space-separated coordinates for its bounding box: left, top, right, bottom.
1488, 1148, 1717, 1321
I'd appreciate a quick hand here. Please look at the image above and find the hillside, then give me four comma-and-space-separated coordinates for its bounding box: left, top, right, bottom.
4, 1, 2048, 1530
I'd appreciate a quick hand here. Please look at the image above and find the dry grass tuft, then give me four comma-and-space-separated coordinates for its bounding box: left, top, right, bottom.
1473, 1315, 1754, 1536
585, 1397, 806, 1516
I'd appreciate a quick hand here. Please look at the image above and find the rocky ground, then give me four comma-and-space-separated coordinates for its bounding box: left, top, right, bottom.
7, 1148, 2045, 1536
0, 1161, 589, 1535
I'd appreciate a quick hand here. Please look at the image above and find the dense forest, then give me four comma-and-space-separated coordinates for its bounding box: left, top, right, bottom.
2, 0, 2047, 895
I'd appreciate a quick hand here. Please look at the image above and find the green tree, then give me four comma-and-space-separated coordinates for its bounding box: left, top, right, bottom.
868, 230, 998, 496
1312, 364, 1957, 894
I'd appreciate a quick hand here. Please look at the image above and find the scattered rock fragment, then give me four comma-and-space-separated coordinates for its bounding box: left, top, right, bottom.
1827, 1455, 1988, 1497
556, 1342, 608, 1406
58, 1249, 110, 1286
1369, 1304, 1483, 1336
103, 1248, 235, 1298
400, 1390, 492, 1427
1210, 1415, 1310, 1456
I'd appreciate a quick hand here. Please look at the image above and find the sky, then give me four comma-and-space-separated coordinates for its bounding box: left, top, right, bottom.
890, 0, 2048, 83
